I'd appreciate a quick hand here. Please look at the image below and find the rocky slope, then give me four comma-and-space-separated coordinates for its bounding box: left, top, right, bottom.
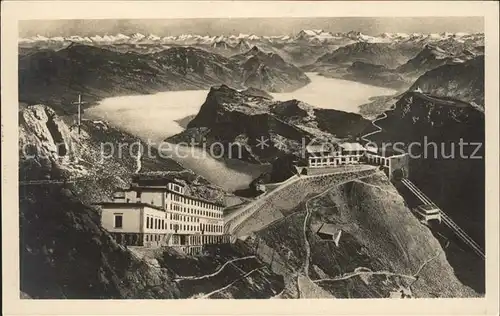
361, 75, 485, 288
369, 88, 485, 242
166, 85, 370, 164
303, 39, 484, 90
357, 53, 484, 118
408, 55, 484, 108
231, 46, 311, 92
397, 45, 457, 76
357, 55, 485, 292
238, 171, 478, 297
314, 42, 412, 69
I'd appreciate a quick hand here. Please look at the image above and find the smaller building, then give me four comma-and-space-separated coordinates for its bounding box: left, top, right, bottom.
316, 223, 342, 247
306, 143, 340, 168
306, 142, 367, 168
413, 204, 441, 224
364, 146, 409, 180
98, 202, 168, 247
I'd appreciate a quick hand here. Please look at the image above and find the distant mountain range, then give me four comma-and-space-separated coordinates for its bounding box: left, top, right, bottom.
19, 31, 484, 46
303, 39, 484, 90
19, 44, 310, 109
19, 31, 484, 72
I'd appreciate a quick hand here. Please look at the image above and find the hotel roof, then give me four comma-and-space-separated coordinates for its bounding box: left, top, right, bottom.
417, 204, 440, 211
120, 185, 225, 207
95, 202, 165, 211
305, 143, 337, 153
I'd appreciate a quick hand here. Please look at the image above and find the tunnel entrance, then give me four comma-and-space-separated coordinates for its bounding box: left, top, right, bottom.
45, 116, 67, 157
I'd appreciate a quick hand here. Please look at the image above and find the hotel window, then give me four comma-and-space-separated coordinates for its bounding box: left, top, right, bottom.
114, 214, 123, 228
146, 217, 150, 229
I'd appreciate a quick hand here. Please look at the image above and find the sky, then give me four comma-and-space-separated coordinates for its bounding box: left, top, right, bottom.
19, 17, 484, 37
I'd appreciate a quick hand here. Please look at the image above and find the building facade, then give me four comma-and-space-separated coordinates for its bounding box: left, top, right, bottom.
306, 141, 410, 181
306, 142, 366, 168
99, 178, 229, 255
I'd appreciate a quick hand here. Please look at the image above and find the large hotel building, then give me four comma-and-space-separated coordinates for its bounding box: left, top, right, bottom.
99, 177, 228, 255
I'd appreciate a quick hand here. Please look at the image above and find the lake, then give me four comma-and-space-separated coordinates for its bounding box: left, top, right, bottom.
86, 73, 395, 191
272, 73, 396, 112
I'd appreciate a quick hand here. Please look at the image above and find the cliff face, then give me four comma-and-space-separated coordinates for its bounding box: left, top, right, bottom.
167, 85, 369, 163
243, 172, 477, 298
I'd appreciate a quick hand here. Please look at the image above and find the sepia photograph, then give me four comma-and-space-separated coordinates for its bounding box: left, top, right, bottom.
2, 1, 499, 315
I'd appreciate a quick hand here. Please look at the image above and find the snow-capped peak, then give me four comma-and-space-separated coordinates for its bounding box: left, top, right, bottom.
247, 34, 260, 40
90, 35, 103, 42
115, 33, 130, 40
147, 34, 161, 41
35, 35, 50, 41
237, 33, 250, 39
131, 33, 146, 40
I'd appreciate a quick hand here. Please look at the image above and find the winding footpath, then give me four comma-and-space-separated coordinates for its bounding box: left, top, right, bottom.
174, 256, 256, 281
297, 172, 378, 297
198, 267, 264, 299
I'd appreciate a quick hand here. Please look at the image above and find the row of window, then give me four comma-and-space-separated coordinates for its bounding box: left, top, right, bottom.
145, 234, 165, 242
169, 223, 223, 233
170, 223, 199, 232
170, 213, 200, 223
168, 203, 222, 218
113, 214, 223, 233
310, 157, 337, 164
366, 155, 390, 166
310, 156, 361, 164
170, 194, 222, 211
